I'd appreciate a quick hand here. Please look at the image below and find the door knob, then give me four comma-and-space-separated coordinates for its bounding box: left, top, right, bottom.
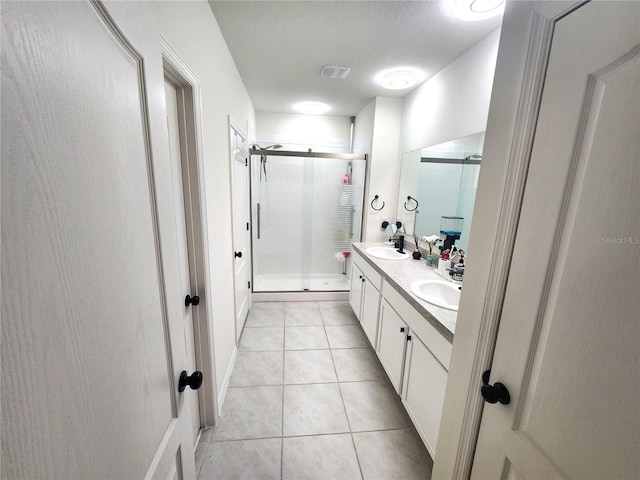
185, 294, 200, 307
235, 251, 242, 258
480, 369, 510, 404
178, 370, 203, 392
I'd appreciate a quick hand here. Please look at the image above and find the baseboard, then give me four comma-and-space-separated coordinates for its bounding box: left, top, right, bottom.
217, 345, 238, 417
252, 291, 349, 302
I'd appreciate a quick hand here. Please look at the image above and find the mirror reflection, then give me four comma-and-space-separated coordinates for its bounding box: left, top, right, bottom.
397, 132, 484, 252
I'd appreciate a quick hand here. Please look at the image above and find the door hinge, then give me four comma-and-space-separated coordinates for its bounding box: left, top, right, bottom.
248, 281, 251, 289
246, 222, 249, 231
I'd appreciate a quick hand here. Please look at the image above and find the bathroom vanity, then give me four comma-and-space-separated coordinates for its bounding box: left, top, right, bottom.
349, 242, 457, 457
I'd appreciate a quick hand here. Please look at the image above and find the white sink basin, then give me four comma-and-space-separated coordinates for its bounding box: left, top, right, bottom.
411, 279, 461, 311
365, 246, 411, 261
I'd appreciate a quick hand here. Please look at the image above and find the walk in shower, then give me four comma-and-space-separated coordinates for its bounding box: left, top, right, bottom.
250, 147, 366, 292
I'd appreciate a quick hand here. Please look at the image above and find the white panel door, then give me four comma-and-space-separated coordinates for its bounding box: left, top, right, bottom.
230, 123, 250, 341
472, 2, 640, 478
403, 333, 448, 457
361, 278, 381, 347
377, 299, 408, 393
1, 1, 195, 478
164, 78, 201, 446
349, 263, 364, 319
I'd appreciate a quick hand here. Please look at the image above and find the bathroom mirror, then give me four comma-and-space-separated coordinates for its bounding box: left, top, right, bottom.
396, 132, 484, 251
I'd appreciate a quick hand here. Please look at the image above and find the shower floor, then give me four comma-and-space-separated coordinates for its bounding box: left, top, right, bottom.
253, 273, 350, 292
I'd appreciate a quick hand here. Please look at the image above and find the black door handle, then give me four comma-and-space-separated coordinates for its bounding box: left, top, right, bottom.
185, 294, 200, 307
480, 369, 510, 404
235, 251, 242, 258
178, 370, 203, 392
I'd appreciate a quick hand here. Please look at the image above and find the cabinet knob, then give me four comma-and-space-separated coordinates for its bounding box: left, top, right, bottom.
407, 335, 412, 341
400, 327, 405, 333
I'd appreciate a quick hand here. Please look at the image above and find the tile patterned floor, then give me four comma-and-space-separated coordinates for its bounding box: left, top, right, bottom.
196, 301, 433, 480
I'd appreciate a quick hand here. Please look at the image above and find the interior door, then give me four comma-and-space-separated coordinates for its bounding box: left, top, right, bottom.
472, 2, 639, 478
164, 78, 201, 446
1, 1, 196, 478
230, 122, 250, 341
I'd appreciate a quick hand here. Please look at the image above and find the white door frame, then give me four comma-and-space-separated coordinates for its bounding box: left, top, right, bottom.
434, 1, 587, 477
161, 37, 218, 428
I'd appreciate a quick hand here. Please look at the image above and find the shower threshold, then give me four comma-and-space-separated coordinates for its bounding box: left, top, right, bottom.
253, 273, 349, 292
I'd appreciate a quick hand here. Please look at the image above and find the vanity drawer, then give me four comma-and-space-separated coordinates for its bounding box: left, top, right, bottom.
382, 280, 452, 370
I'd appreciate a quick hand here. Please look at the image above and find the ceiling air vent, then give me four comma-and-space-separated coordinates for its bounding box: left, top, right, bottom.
320, 65, 351, 79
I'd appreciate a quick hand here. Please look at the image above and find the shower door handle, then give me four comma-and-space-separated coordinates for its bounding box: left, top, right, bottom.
257, 203, 261, 239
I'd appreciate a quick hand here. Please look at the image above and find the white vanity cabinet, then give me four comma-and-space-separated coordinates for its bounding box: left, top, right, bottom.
349, 251, 382, 347
402, 331, 448, 456
349, 245, 453, 457
381, 280, 452, 457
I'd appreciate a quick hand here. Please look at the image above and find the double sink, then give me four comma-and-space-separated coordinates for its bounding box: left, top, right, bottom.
365, 245, 461, 311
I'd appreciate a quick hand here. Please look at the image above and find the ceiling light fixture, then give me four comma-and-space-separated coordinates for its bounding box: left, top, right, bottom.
293, 101, 330, 115
450, 0, 505, 21
376, 68, 423, 90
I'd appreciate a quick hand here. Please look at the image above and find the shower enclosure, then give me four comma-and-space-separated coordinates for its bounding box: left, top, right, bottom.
250, 147, 366, 292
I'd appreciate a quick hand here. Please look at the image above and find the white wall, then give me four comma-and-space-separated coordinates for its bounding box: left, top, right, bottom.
156, 1, 255, 415
368, 98, 404, 241
353, 99, 375, 157
354, 97, 404, 242
255, 112, 351, 151
400, 28, 501, 154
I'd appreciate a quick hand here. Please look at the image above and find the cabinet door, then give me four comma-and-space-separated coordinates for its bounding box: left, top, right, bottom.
360, 278, 381, 347
349, 263, 364, 320
377, 300, 407, 393
402, 333, 448, 457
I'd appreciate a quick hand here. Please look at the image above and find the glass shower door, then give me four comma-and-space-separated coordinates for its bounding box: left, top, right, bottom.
251, 151, 365, 292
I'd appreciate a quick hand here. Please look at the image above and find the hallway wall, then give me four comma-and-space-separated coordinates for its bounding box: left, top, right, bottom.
156, 1, 256, 414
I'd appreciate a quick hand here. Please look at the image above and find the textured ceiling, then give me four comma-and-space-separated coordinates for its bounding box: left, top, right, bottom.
208, 1, 503, 116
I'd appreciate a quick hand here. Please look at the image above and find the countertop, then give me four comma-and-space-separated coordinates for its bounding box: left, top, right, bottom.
352, 242, 457, 343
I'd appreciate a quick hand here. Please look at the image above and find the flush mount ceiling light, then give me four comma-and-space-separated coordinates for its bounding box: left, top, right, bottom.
450, 0, 505, 21
293, 101, 330, 115
376, 68, 423, 90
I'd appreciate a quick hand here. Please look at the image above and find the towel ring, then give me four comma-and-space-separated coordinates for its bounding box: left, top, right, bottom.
404, 195, 419, 212
371, 195, 385, 211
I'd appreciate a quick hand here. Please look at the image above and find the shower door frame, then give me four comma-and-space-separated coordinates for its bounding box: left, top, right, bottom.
249, 147, 367, 297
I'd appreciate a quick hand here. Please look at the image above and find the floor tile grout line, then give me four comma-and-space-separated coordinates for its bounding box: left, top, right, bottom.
281, 302, 286, 480
204, 426, 418, 444
195, 440, 209, 479
331, 347, 365, 480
